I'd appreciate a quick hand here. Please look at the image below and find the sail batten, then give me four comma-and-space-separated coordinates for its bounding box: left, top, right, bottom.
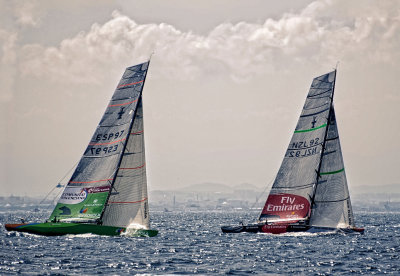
294, 123, 327, 133
320, 168, 345, 175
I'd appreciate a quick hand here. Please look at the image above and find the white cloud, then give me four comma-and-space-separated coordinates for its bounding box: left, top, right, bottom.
14, 0, 42, 27
16, 1, 400, 86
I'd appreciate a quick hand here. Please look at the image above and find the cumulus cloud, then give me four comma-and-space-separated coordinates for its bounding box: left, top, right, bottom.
16, 0, 400, 85
14, 0, 42, 27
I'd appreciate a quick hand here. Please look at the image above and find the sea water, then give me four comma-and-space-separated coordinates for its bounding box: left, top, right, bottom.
1, 209, 399, 275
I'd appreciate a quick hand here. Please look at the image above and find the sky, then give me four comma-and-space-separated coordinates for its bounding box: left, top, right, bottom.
0, 0, 399, 197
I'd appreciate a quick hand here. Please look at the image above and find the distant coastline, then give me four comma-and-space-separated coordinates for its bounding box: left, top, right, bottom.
2, 182, 399, 213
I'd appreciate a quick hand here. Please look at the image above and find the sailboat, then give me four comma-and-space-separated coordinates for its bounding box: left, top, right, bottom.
5, 61, 158, 237
221, 70, 364, 234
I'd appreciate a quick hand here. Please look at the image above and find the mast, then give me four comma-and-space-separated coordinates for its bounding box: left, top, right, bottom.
309, 69, 337, 217
99, 60, 151, 224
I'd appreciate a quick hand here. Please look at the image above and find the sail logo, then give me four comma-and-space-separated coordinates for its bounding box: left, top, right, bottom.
58, 187, 87, 204
261, 193, 310, 219
117, 107, 125, 119
266, 196, 304, 212
86, 186, 110, 194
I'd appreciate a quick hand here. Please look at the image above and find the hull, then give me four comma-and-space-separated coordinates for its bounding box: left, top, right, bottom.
221, 223, 364, 235
5, 222, 158, 237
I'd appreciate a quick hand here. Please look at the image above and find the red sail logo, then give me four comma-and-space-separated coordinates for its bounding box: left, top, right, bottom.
261, 193, 310, 220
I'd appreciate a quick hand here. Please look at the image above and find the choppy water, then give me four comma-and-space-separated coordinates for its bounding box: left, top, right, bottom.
1, 209, 399, 275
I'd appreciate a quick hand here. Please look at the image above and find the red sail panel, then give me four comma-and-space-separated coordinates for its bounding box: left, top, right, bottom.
260, 193, 310, 222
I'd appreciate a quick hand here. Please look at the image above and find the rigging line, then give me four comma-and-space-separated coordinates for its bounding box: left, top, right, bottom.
40, 187, 65, 212
47, 188, 64, 210
36, 160, 79, 207
249, 178, 274, 211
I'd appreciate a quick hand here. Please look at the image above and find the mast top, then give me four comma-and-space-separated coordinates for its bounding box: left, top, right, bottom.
334, 61, 339, 70
149, 51, 155, 61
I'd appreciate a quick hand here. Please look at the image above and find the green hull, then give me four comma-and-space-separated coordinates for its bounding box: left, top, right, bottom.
5, 222, 158, 237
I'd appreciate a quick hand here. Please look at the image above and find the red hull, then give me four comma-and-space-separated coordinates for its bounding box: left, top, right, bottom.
261, 224, 288, 234
260, 224, 365, 234
351, 227, 365, 233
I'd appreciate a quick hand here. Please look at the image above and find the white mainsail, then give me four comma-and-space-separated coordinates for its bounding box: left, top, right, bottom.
102, 99, 149, 228
309, 105, 355, 228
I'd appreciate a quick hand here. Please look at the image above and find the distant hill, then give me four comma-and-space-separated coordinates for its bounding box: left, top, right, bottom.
180, 183, 233, 193
158, 182, 264, 194
155, 182, 399, 197
233, 183, 265, 192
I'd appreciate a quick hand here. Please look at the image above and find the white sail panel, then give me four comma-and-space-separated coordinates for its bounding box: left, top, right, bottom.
309, 106, 355, 228
102, 99, 149, 228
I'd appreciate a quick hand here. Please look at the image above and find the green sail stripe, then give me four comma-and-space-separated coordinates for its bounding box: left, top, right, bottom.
320, 168, 345, 175
294, 123, 327, 133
